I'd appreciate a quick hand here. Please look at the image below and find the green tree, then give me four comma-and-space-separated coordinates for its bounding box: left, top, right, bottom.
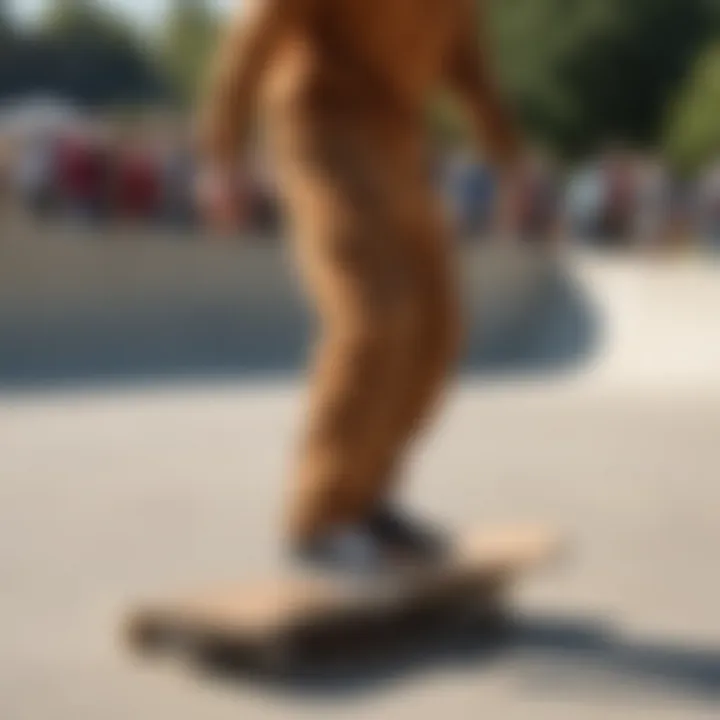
489, 0, 719, 158
664, 43, 720, 174
30, 0, 166, 107
41, 0, 134, 42
160, 0, 219, 105
0, 0, 13, 39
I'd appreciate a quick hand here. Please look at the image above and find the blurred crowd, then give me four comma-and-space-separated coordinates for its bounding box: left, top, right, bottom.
442, 147, 720, 250
0, 118, 282, 235
3, 116, 720, 250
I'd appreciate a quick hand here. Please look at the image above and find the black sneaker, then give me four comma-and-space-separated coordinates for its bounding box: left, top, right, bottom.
366, 507, 448, 564
291, 525, 393, 579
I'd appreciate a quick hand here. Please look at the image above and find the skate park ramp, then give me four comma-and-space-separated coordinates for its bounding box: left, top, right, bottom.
2, 227, 720, 391
0, 228, 598, 388
3, 233, 720, 719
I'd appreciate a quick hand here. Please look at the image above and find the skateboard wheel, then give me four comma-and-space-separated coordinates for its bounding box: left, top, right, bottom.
124, 611, 168, 655
254, 633, 299, 676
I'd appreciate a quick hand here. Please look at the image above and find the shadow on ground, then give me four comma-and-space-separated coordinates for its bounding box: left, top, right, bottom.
198, 613, 720, 706
0, 264, 602, 389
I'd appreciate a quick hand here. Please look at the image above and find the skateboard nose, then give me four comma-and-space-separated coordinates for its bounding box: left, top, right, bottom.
459, 525, 568, 571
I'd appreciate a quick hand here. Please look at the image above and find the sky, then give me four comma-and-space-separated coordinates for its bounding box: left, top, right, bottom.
10, 0, 235, 27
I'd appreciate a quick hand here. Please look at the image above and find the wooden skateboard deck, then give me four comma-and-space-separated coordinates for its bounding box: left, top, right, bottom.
123, 525, 563, 674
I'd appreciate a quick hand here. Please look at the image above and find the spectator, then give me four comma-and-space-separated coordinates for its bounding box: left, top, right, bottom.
158, 132, 197, 229
114, 134, 161, 223
444, 148, 495, 239
15, 130, 57, 218
565, 161, 604, 241
515, 152, 561, 244
56, 128, 107, 222
696, 160, 720, 248
599, 150, 637, 245
633, 157, 671, 250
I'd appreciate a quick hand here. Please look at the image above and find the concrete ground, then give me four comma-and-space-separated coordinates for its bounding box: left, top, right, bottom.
2, 252, 720, 719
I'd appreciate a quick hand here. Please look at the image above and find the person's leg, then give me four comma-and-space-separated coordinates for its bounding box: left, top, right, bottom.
361, 191, 462, 519
280, 140, 413, 548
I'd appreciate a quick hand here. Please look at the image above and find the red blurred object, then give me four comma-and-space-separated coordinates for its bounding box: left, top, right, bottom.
56, 134, 99, 209
115, 147, 161, 220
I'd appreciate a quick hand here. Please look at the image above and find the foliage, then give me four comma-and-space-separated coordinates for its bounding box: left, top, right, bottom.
0, 0, 10, 35
159, 0, 219, 106
0, 0, 166, 107
664, 43, 720, 174
489, 0, 720, 158
2, 0, 720, 166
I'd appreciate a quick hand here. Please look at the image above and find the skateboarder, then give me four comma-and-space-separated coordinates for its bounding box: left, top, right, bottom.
196, 0, 523, 572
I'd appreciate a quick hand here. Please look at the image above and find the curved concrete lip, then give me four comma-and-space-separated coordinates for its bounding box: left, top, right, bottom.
0, 228, 564, 388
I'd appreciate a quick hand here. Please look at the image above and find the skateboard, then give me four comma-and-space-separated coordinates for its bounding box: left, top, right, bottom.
123, 525, 563, 674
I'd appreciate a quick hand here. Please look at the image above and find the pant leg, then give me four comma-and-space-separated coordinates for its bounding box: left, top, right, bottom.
360, 193, 462, 512
280, 139, 415, 544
